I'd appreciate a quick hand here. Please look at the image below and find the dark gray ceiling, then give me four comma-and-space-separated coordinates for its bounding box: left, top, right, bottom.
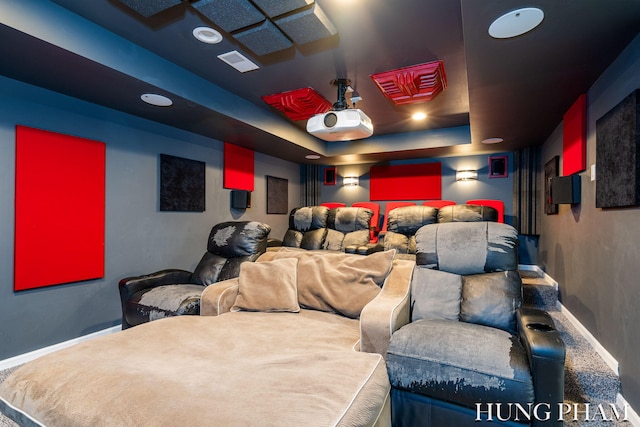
2, 0, 639, 164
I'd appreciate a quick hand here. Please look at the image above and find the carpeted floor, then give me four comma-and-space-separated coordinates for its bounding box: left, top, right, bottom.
0, 272, 630, 426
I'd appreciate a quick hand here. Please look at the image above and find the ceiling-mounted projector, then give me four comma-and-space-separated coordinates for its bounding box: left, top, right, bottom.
307, 78, 374, 141
307, 109, 373, 141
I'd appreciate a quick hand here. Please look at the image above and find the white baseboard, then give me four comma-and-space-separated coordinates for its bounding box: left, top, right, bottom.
518, 264, 558, 290
557, 301, 619, 376
0, 325, 121, 371
617, 393, 640, 426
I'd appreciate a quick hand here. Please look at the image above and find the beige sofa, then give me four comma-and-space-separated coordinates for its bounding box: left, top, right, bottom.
0, 249, 413, 427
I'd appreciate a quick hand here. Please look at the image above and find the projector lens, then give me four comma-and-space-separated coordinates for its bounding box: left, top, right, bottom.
323, 112, 338, 128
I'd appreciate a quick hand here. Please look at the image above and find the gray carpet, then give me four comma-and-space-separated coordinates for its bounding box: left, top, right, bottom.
0, 274, 629, 426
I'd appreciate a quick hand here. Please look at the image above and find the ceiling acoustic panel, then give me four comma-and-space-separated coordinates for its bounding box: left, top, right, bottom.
192, 0, 265, 33
116, 0, 183, 17
262, 87, 332, 121
370, 60, 448, 106
233, 21, 293, 56
251, 0, 314, 18
274, 4, 337, 45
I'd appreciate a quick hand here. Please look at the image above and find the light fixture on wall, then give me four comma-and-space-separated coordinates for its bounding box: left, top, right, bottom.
343, 176, 359, 186
456, 170, 478, 181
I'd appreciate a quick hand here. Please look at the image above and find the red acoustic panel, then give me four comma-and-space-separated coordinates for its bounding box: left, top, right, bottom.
262, 87, 332, 121
224, 142, 254, 191
370, 60, 447, 105
14, 126, 105, 291
563, 93, 587, 175
370, 163, 442, 201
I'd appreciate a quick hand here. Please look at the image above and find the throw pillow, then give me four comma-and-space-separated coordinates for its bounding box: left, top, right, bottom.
272, 248, 395, 318
231, 257, 300, 313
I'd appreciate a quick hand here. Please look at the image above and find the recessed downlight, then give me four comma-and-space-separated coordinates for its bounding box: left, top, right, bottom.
305, 154, 321, 160
141, 93, 173, 107
412, 112, 427, 121
482, 137, 504, 144
489, 7, 544, 39
193, 26, 223, 44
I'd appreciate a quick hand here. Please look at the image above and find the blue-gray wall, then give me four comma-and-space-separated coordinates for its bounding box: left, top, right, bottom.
0, 75, 300, 360
539, 33, 640, 410
320, 153, 514, 222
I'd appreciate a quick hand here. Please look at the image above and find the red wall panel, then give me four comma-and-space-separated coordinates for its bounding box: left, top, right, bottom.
223, 142, 254, 191
14, 126, 106, 291
563, 94, 587, 175
370, 163, 442, 201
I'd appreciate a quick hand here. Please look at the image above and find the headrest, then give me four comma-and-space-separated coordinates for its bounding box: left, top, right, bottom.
415, 222, 518, 274
437, 204, 498, 223
327, 207, 373, 233
288, 206, 329, 232
207, 221, 271, 258
387, 205, 438, 236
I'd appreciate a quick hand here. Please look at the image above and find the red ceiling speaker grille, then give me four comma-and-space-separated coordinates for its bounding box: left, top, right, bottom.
370, 60, 447, 105
262, 87, 332, 121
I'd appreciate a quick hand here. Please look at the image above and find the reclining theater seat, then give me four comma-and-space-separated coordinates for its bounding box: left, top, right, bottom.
281, 205, 329, 249
381, 205, 438, 254
324, 206, 374, 250
119, 221, 271, 329
437, 203, 499, 223
386, 222, 565, 427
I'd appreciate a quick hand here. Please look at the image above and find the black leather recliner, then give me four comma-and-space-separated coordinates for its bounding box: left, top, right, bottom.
386, 221, 565, 427
118, 221, 271, 329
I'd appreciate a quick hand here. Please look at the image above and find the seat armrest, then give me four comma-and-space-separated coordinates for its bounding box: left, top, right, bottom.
267, 238, 283, 247
357, 243, 384, 255
118, 269, 193, 301
200, 278, 240, 316
517, 307, 566, 427
359, 258, 414, 358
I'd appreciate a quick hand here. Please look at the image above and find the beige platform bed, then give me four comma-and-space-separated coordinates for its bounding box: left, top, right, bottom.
0, 249, 413, 427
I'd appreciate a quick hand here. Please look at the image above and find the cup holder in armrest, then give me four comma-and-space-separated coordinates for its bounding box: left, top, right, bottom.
526, 322, 555, 332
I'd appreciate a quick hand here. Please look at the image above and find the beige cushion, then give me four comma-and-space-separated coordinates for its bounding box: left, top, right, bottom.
273, 248, 396, 318
232, 257, 300, 313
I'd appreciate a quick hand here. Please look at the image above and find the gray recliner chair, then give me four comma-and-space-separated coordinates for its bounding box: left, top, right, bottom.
119, 221, 271, 328
386, 222, 565, 426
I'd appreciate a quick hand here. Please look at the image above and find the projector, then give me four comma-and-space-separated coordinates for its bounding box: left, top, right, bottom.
307, 109, 374, 141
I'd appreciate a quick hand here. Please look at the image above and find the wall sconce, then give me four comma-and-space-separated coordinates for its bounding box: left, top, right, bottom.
343, 176, 359, 186
456, 170, 478, 181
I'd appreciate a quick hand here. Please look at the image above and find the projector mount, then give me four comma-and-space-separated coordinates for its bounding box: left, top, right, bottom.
331, 78, 351, 111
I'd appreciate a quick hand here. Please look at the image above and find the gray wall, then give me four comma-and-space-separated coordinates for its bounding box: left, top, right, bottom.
0, 75, 300, 360
320, 153, 514, 221
539, 34, 640, 410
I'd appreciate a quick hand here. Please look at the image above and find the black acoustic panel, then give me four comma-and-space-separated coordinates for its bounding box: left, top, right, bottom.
250, 0, 314, 18
192, 0, 265, 33
596, 89, 640, 208
233, 21, 293, 56
551, 175, 581, 204
116, 0, 183, 17
274, 4, 337, 45
160, 154, 205, 212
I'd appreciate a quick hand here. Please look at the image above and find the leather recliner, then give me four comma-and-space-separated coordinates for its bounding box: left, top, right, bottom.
118, 221, 271, 329
276, 206, 373, 251
386, 221, 565, 427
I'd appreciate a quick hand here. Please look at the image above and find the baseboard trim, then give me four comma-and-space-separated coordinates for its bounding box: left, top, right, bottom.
518, 264, 558, 290
557, 301, 619, 375
0, 325, 121, 371
617, 393, 640, 426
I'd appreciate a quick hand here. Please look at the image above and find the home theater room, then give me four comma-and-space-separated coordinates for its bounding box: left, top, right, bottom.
1, 0, 640, 426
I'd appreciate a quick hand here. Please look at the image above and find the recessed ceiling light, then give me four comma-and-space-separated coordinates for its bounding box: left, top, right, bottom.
305, 154, 321, 160
488, 7, 544, 39
193, 26, 223, 44
141, 93, 173, 107
482, 137, 504, 144
412, 112, 427, 121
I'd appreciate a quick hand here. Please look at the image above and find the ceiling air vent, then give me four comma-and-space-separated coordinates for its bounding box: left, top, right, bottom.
262, 87, 331, 121
217, 51, 260, 73
370, 60, 447, 105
